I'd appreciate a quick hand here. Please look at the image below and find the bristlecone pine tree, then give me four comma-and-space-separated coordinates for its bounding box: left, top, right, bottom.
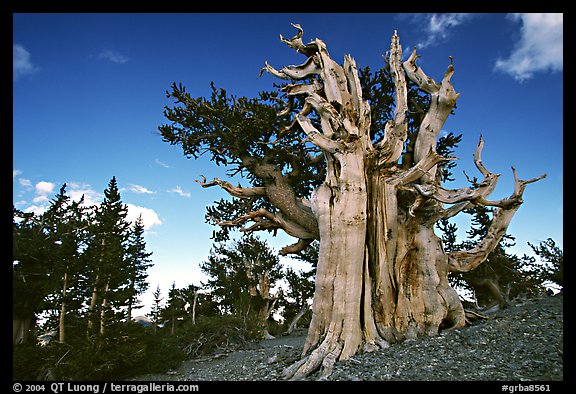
160, 25, 546, 379
201, 235, 283, 339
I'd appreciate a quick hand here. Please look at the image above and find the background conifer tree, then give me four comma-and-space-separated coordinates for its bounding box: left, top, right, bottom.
124, 214, 153, 322
201, 235, 283, 338
84, 176, 131, 336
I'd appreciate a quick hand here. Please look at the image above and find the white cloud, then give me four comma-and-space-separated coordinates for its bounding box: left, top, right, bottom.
16, 182, 162, 234
68, 182, 102, 207
495, 13, 563, 81
13, 170, 22, 179
35, 181, 55, 196
167, 186, 191, 198
98, 49, 129, 64
407, 13, 474, 49
126, 184, 155, 194
13, 44, 39, 81
126, 204, 163, 230
24, 204, 48, 216
25, 181, 57, 214
64, 184, 162, 230
32, 195, 49, 204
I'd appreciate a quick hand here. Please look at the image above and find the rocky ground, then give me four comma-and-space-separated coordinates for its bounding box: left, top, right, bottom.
131, 294, 563, 381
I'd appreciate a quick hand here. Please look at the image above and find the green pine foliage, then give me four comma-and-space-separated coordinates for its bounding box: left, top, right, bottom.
433, 148, 562, 308
13, 321, 186, 380
124, 215, 153, 321
439, 199, 562, 307
527, 238, 563, 292
13, 177, 157, 380
200, 235, 284, 338
280, 241, 317, 331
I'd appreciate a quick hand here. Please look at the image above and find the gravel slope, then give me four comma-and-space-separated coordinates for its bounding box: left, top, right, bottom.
131, 295, 563, 381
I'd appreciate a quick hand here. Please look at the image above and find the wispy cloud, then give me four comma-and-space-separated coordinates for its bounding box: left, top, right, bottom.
24, 204, 48, 216
402, 13, 474, 49
13, 44, 39, 81
125, 184, 155, 195
168, 186, 191, 198
18, 178, 32, 189
14, 174, 32, 197
98, 49, 129, 64
32, 195, 50, 204
494, 13, 563, 82
154, 159, 171, 168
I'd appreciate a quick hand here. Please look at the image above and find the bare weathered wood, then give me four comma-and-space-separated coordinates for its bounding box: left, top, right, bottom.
285, 304, 310, 335
244, 256, 281, 338
58, 271, 68, 343
404, 47, 460, 182
196, 176, 266, 198
375, 31, 408, 165
448, 168, 546, 273
247, 25, 546, 379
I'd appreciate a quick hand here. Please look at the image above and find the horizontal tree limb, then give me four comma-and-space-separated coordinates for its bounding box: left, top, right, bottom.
195, 176, 266, 198
210, 207, 317, 246
279, 238, 313, 256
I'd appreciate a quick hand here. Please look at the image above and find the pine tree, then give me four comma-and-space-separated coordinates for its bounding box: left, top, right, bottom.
159, 26, 545, 377
124, 214, 153, 322
41, 184, 89, 343
13, 179, 153, 349
13, 184, 89, 344
162, 282, 187, 334
150, 285, 164, 334
528, 238, 563, 292
281, 241, 317, 334
85, 176, 131, 336
13, 207, 52, 345
201, 235, 283, 338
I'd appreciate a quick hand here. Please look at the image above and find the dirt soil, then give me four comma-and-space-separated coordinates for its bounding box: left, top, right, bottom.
130, 294, 563, 381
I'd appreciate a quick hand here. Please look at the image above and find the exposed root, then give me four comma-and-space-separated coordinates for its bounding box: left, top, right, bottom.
318, 340, 343, 380
283, 334, 393, 380
282, 335, 345, 380
464, 309, 489, 325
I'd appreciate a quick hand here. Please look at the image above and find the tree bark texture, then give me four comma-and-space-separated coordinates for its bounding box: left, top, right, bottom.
210, 26, 546, 379
59, 271, 68, 343
99, 278, 110, 336
191, 289, 198, 325
245, 257, 280, 338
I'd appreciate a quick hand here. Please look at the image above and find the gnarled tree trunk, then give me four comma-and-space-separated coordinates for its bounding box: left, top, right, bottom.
245, 258, 281, 339
262, 26, 545, 380
199, 25, 545, 379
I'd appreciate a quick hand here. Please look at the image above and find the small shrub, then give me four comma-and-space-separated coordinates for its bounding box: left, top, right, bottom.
13, 322, 185, 380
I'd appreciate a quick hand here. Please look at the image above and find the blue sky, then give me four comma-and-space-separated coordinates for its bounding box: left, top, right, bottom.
13, 13, 563, 313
